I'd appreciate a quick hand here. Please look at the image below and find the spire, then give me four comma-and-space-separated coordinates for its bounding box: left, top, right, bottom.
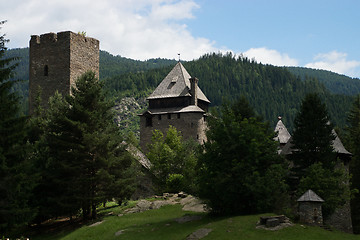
274, 116, 291, 144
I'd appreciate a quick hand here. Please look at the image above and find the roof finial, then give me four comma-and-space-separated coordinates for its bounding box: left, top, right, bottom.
278, 116, 282, 120
178, 53, 180, 62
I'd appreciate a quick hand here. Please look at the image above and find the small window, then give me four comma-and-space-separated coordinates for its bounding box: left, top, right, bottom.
167, 113, 171, 119
44, 65, 49, 76
203, 115, 206, 122
197, 134, 199, 139
158, 115, 162, 120
177, 113, 181, 119
146, 116, 152, 127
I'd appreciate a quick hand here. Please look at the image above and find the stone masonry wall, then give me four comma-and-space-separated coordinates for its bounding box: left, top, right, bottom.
140, 111, 207, 152
29, 31, 99, 114
298, 202, 323, 226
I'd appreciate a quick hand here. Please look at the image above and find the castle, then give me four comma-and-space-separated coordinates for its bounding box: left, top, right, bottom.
28, 31, 353, 233
29, 31, 99, 114
139, 62, 210, 151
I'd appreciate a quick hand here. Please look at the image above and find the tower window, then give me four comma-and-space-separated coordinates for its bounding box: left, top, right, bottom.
177, 113, 181, 119
146, 116, 152, 127
167, 113, 171, 119
158, 115, 162, 120
44, 65, 49, 76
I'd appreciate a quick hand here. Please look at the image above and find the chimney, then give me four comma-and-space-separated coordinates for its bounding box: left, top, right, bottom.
190, 77, 199, 106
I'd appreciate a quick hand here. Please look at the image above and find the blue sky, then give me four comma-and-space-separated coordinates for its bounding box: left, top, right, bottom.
2, 0, 360, 78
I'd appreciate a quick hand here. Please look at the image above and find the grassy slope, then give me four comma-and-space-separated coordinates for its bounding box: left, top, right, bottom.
30, 202, 359, 240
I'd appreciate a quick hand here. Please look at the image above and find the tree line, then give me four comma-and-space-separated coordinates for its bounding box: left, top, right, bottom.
5, 48, 360, 132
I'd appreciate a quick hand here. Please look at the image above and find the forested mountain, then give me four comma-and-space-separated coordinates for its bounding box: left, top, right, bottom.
104, 52, 355, 131
5, 48, 358, 131
287, 66, 360, 96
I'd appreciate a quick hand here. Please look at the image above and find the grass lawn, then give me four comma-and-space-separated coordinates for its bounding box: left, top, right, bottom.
28, 200, 360, 240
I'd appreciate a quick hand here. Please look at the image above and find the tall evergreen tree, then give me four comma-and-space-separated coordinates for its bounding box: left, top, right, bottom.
0, 20, 36, 233
347, 95, 360, 233
291, 93, 348, 217
291, 93, 336, 175
40, 71, 136, 220
197, 96, 288, 215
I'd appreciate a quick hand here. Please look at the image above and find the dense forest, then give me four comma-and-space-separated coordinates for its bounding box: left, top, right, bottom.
103, 52, 357, 131
287, 66, 360, 96
5, 48, 360, 131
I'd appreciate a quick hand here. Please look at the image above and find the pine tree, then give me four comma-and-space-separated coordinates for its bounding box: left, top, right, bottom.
0, 20, 36, 232
197, 96, 288, 215
41, 71, 136, 219
291, 93, 336, 175
291, 93, 348, 217
347, 95, 360, 233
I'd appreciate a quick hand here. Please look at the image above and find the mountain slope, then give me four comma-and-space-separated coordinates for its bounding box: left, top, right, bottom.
287, 67, 360, 96
5, 49, 357, 131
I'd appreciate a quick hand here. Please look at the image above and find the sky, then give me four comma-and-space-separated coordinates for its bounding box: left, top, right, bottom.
2, 0, 360, 78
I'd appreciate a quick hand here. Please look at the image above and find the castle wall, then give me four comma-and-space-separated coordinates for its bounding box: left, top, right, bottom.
140, 111, 207, 152
29, 31, 99, 114
298, 202, 323, 226
149, 97, 190, 109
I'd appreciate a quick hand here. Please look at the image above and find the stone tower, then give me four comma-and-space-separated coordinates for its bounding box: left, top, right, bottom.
29, 31, 99, 114
139, 62, 210, 151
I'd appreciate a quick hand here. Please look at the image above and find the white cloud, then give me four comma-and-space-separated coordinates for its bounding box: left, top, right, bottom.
243, 47, 299, 66
1, 0, 216, 60
305, 51, 360, 77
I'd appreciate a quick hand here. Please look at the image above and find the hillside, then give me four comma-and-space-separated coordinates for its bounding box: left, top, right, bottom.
287, 67, 360, 96
105, 53, 355, 131
27, 199, 359, 240
5, 48, 358, 131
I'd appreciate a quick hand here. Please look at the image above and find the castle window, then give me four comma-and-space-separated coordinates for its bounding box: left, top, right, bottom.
167, 113, 171, 119
177, 113, 181, 119
158, 115, 161, 121
203, 115, 206, 122
146, 116, 152, 127
44, 65, 49, 76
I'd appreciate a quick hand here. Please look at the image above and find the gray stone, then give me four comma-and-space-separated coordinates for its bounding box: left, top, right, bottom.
89, 220, 104, 227
266, 218, 280, 228
115, 230, 124, 236
186, 228, 212, 240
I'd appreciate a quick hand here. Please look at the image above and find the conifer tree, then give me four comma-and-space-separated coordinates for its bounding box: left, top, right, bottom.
291, 93, 336, 175
41, 71, 136, 219
291, 93, 348, 217
197, 96, 288, 215
0, 20, 36, 232
347, 95, 360, 233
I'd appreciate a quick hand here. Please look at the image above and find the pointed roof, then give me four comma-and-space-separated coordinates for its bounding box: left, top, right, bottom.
280, 130, 352, 156
274, 117, 291, 144
332, 129, 352, 155
297, 189, 324, 202
147, 62, 210, 103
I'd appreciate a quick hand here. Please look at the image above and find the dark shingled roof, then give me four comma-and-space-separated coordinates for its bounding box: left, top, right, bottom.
147, 62, 210, 103
280, 130, 352, 156
297, 189, 324, 202
332, 129, 352, 155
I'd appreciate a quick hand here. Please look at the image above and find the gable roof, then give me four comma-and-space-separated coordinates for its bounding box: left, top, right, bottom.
274, 118, 291, 144
297, 189, 324, 202
147, 62, 210, 103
